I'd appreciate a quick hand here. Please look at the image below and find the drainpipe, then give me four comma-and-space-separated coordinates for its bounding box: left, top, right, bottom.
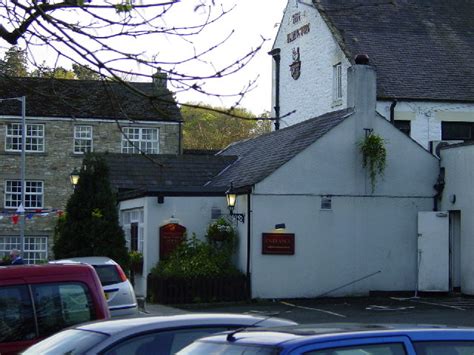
389, 99, 397, 124
269, 48, 281, 130
246, 192, 251, 299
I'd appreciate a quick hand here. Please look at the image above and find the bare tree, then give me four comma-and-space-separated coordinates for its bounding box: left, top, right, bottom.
0, 0, 266, 109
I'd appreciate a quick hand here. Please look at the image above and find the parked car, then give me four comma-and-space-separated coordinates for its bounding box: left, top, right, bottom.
50, 256, 138, 317
23, 313, 297, 354
0, 264, 110, 355
177, 323, 474, 354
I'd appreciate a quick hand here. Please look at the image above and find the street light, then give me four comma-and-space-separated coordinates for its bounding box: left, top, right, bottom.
69, 168, 80, 189
225, 183, 245, 223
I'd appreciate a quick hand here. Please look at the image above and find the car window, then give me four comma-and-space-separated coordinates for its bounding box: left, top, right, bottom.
177, 341, 280, 355
305, 343, 407, 355
23, 329, 108, 354
413, 341, 474, 355
0, 285, 36, 342
32, 282, 95, 337
93, 265, 122, 286
103, 327, 240, 355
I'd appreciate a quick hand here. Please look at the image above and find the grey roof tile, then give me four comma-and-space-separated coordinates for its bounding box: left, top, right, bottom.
0, 76, 181, 121
209, 108, 353, 189
314, 0, 474, 102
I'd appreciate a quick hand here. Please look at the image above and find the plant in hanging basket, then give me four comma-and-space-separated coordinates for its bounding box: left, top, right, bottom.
129, 250, 143, 273
358, 132, 387, 193
206, 217, 235, 242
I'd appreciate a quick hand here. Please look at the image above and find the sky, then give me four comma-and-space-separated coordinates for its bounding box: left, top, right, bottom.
171, 0, 288, 115
1, 0, 288, 115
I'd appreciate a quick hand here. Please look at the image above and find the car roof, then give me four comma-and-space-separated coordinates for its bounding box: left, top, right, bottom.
50, 256, 116, 265
74, 313, 297, 335
195, 323, 474, 348
0, 264, 95, 278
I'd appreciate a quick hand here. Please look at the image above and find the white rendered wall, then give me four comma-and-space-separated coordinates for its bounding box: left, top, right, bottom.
119, 196, 228, 295
245, 114, 438, 298
272, 2, 474, 148
440, 145, 474, 295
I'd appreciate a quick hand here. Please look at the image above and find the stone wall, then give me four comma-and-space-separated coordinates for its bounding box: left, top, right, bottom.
0, 117, 180, 260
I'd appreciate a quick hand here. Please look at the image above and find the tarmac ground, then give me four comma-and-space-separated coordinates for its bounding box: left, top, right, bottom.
140, 294, 474, 326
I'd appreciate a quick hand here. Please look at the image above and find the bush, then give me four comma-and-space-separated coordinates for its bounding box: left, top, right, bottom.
150, 233, 241, 279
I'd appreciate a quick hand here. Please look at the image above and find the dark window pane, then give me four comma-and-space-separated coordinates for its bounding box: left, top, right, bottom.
394, 120, 411, 136
131, 222, 138, 251
414, 341, 474, 355
442, 122, 472, 140
93, 265, 121, 286
306, 343, 407, 354
0, 285, 36, 342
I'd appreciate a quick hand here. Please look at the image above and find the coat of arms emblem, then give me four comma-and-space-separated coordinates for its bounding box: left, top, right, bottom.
290, 47, 301, 80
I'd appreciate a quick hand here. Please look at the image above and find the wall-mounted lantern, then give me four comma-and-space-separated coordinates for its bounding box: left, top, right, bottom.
226, 183, 245, 223
69, 168, 80, 189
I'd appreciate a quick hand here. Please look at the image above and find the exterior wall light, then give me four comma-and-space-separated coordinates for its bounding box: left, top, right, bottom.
69, 167, 80, 189
226, 183, 245, 223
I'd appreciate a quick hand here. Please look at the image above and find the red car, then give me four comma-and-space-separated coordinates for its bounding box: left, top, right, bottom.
0, 263, 110, 355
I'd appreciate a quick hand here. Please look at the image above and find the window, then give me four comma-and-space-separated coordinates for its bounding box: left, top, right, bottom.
414, 341, 474, 355
306, 343, 407, 354
5, 180, 43, 209
394, 120, 411, 136
121, 209, 144, 253
74, 125, 93, 153
0, 285, 35, 343
0, 236, 48, 264
6, 123, 44, 152
321, 197, 332, 210
333, 63, 343, 103
32, 282, 95, 337
442, 121, 474, 140
121, 127, 159, 154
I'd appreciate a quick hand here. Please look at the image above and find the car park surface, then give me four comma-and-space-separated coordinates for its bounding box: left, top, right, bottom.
0, 264, 110, 355
50, 256, 138, 317
23, 313, 297, 354
177, 323, 474, 354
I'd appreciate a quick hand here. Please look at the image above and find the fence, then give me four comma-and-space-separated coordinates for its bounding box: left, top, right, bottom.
147, 274, 250, 304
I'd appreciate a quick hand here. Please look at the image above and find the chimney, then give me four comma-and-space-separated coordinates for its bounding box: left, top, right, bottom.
347, 54, 377, 115
152, 68, 168, 91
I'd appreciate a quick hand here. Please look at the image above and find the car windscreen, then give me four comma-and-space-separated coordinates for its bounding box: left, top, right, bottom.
177, 340, 280, 354
23, 329, 107, 354
92, 265, 122, 286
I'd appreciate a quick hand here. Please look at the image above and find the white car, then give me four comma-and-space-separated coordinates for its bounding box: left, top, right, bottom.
23, 313, 297, 355
50, 256, 138, 317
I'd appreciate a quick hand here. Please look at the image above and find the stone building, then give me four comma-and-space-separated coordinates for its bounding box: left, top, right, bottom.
270, 0, 474, 151
0, 75, 181, 263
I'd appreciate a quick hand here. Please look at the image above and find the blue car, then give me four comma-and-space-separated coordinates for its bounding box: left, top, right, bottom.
177, 323, 474, 354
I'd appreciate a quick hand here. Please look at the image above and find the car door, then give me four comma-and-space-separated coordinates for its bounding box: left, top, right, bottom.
291, 336, 416, 355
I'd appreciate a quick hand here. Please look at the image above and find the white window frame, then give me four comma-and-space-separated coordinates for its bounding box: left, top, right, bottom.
121, 127, 159, 154
121, 209, 144, 253
73, 125, 93, 154
4, 180, 44, 209
5, 123, 45, 152
0, 235, 48, 264
332, 62, 343, 104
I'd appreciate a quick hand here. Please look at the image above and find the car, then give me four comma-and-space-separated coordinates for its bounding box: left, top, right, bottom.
50, 256, 138, 317
23, 313, 297, 354
177, 323, 474, 354
0, 263, 110, 355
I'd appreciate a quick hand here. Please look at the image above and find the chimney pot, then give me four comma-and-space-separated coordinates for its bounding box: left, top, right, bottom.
354, 54, 370, 65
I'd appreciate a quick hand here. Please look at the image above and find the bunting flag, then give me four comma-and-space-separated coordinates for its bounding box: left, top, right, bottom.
0, 208, 64, 224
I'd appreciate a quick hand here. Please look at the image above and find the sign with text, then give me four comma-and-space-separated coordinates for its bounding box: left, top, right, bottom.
159, 223, 186, 260
262, 233, 295, 255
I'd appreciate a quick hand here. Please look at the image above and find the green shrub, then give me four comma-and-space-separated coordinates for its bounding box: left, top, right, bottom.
150, 233, 241, 279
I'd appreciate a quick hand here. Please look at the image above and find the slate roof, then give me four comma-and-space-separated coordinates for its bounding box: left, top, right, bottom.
313, 0, 474, 102
0, 76, 181, 121
102, 153, 237, 196
208, 108, 353, 190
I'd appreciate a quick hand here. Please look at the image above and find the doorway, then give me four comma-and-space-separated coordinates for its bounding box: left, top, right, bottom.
449, 211, 461, 292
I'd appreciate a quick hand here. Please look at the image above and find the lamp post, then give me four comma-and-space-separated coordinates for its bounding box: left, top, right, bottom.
1, 96, 26, 256
225, 183, 245, 223
69, 168, 80, 189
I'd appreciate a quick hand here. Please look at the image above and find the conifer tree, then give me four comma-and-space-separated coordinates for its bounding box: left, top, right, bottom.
53, 154, 129, 269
